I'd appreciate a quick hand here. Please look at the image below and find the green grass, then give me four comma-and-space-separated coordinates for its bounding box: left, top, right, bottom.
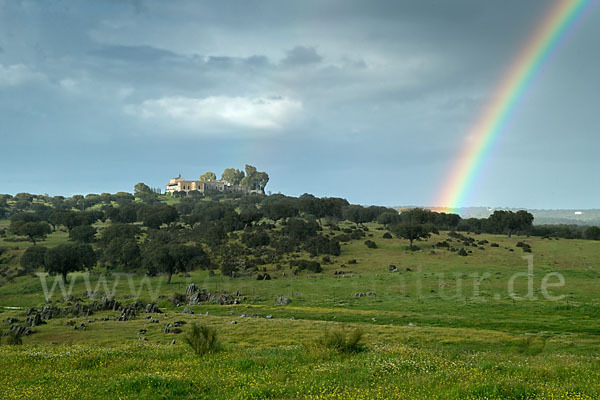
1, 223, 600, 398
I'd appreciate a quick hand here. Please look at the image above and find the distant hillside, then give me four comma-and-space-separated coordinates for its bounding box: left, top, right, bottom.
397, 206, 600, 226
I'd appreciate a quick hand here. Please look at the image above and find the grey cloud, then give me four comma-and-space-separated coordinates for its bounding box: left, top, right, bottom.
90, 45, 181, 63
281, 46, 323, 66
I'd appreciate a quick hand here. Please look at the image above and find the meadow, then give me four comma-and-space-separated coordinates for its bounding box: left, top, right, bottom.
1, 221, 600, 399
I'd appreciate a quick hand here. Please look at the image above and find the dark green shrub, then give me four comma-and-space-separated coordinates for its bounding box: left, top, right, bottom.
364, 240, 377, 249
382, 232, 392, 239
458, 248, 468, 256
5, 331, 23, 345
184, 323, 219, 356
290, 259, 322, 273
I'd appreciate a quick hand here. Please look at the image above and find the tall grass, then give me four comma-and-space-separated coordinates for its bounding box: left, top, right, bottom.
184, 323, 219, 356
315, 327, 365, 354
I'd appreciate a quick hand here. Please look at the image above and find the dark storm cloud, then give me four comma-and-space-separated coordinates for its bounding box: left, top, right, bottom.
0, 0, 598, 208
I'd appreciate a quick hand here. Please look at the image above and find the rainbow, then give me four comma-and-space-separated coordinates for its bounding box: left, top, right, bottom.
436, 0, 593, 213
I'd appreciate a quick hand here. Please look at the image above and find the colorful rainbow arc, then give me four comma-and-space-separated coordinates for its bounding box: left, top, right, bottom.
436, 0, 592, 213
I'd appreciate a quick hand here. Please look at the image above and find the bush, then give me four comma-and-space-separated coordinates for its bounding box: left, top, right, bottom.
364, 240, 377, 249
290, 259, 322, 273
184, 323, 219, 356
382, 232, 392, 239
458, 248, 468, 256
315, 327, 365, 354
5, 331, 23, 346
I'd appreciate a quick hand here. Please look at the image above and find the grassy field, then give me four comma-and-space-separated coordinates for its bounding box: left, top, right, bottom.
1, 223, 600, 398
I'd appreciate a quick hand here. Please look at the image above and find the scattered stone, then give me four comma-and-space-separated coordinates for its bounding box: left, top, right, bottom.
188, 289, 245, 306
181, 307, 194, 314
171, 340, 176, 345
118, 307, 137, 321
145, 303, 162, 313
266, 315, 273, 319
230, 320, 237, 325
8, 325, 32, 336
408, 323, 416, 327
74, 323, 86, 331
352, 292, 376, 298
25, 313, 46, 328
139, 337, 148, 341
274, 296, 291, 306
169, 293, 186, 306
5, 317, 19, 325
290, 317, 295, 321
185, 284, 199, 297
138, 329, 147, 335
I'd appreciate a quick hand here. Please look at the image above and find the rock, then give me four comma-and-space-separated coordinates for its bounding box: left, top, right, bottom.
185, 284, 199, 297
408, 323, 416, 327
266, 315, 273, 319
168, 293, 186, 306
274, 296, 291, 306
25, 313, 45, 328
290, 317, 295, 321
181, 307, 194, 314
230, 320, 237, 324
139, 337, 148, 341
163, 327, 171, 334
171, 339, 176, 345
150, 319, 159, 324
352, 292, 376, 298
138, 329, 147, 335
145, 303, 162, 313
118, 307, 137, 321
9, 325, 32, 336
5, 317, 19, 325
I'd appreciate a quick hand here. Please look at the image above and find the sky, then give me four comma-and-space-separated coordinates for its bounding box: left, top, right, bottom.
1, 0, 598, 209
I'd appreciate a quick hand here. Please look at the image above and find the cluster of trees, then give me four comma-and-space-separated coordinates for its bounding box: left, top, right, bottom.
457, 210, 534, 237
6, 184, 600, 284
21, 243, 95, 283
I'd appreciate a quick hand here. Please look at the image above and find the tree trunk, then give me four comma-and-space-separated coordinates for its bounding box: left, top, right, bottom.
409, 238, 414, 248
167, 272, 173, 284
62, 272, 67, 285
29, 235, 36, 246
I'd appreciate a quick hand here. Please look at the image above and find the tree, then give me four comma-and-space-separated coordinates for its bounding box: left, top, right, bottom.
488, 210, 533, 237
44, 243, 95, 284
199, 171, 217, 182
221, 168, 245, 185
9, 220, 51, 246
20, 246, 47, 273
143, 244, 206, 284
168, 244, 209, 284
585, 226, 600, 240
240, 164, 269, 191
104, 238, 141, 270
391, 222, 438, 249
134, 182, 153, 195
69, 225, 97, 243
377, 211, 400, 227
